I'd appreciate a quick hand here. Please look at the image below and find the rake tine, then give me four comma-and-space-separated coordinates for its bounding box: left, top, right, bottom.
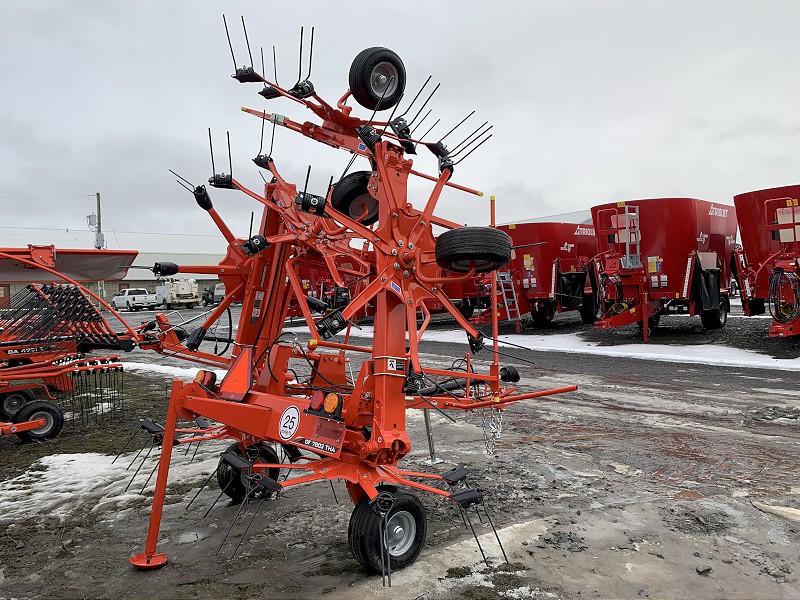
124, 441, 154, 493
231, 497, 265, 559
462, 506, 489, 567
215, 484, 258, 555
329, 481, 339, 505
111, 427, 140, 464
202, 473, 237, 518
186, 464, 220, 511
190, 442, 201, 464
112, 426, 140, 464
184, 441, 193, 456
140, 459, 159, 494
126, 438, 150, 470
482, 496, 508, 563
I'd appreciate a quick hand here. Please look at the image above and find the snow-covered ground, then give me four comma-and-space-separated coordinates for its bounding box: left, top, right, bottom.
283, 324, 800, 372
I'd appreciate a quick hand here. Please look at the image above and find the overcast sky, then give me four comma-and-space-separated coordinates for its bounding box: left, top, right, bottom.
1, 1, 799, 251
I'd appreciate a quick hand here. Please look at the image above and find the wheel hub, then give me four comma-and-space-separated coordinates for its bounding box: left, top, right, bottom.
370, 62, 399, 97
385, 510, 416, 556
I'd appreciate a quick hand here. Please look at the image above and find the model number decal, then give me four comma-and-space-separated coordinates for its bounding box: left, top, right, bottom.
293, 436, 338, 455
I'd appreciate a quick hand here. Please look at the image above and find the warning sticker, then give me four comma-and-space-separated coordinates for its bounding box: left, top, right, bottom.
278, 406, 300, 440
647, 256, 663, 273
387, 358, 405, 371
523, 254, 533, 270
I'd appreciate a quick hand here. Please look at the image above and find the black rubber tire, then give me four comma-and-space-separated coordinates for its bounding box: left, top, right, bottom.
458, 298, 475, 319
185, 303, 195, 310
0, 391, 33, 420
216, 441, 281, 502
531, 304, 555, 328
166, 303, 173, 310
349, 47, 406, 111
578, 301, 596, 324
637, 314, 661, 334
701, 300, 728, 329
435, 227, 511, 274
126, 301, 132, 312
331, 171, 379, 226
348, 488, 427, 574
14, 400, 64, 442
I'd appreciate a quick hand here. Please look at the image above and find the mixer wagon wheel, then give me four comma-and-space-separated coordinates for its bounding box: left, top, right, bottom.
348, 487, 427, 573
349, 47, 406, 111
435, 227, 512, 274
0, 390, 34, 420
216, 441, 281, 502
531, 304, 555, 328
330, 171, 379, 226
14, 400, 64, 442
458, 297, 475, 319
579, 295, 598, 324
701, 300, 728, 329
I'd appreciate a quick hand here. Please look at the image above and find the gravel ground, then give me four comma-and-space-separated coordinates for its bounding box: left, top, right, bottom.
0, 303, 798, 599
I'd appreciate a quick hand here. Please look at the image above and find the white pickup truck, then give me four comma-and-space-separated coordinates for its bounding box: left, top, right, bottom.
111, 288, 158, 311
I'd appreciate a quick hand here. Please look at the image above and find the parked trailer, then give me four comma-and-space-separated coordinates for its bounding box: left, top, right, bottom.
498, 220, 598, 328
590, 198, 737, 340
733, 185, 800, 337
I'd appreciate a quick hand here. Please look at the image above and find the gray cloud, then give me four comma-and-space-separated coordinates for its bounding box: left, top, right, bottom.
2, 0, 799, 251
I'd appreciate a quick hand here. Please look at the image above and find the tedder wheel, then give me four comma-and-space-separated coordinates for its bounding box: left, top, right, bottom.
348, 488, 427, 574
14, 400, 64, 442
531, 304, 555, 328
216, 441, 281, 502
0, 390, 34, 420
331, 171, 379, 226
349, 47, 406, 111
701, 300, 728, 330
435, 227, 512, 274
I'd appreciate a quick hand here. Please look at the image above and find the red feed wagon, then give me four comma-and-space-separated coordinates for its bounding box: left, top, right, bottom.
733, 185, 800, 337
498, 218, 598, 327
590, 198, 737, 340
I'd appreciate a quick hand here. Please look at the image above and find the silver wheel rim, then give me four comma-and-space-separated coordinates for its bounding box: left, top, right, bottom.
385, 510, 416, 557
370, 62, 399, 98
3, 395, 26, 417
29, 411, 55, 436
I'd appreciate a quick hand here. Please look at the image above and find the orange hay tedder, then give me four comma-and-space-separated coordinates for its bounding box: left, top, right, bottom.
129, 21, 577, 578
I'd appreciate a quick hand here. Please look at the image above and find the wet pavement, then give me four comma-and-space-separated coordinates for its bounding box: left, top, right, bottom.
0, 303, 798, 599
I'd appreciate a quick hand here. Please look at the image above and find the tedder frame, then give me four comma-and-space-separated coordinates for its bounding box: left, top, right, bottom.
129, 31, 577, 575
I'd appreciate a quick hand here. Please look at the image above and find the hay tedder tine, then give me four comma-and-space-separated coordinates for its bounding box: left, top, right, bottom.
185, 464, 220, 511
113, 427, 141, 464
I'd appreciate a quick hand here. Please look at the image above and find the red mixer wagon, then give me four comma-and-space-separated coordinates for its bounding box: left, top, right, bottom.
733, 185, 800, 337
590, 198, 737, 340
497, 219, 598, 327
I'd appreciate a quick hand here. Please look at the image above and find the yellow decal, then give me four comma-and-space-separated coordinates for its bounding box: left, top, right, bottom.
788, 198, 799, 207
508, 223, 516, 229
617, 201, 626, 207
630, 308, 635, 314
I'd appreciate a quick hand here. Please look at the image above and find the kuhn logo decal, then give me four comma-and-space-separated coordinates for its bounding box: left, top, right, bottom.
573, 225, 595, 236
561, 242, 575, 252
708, 205, 729, 218
696, 232, 708, 244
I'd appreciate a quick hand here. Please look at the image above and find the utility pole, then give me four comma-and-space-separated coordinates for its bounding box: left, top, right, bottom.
95, 192, 105, 304
94, 192, 104, 249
